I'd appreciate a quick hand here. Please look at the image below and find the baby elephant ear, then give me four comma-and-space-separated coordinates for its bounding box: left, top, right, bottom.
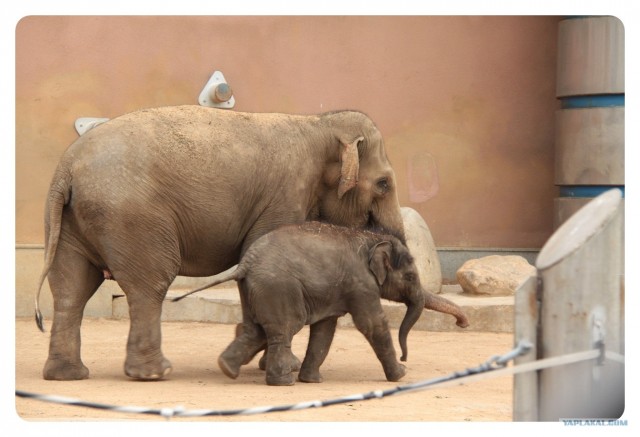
368, 241, 393, 286
338, 136, 364, 199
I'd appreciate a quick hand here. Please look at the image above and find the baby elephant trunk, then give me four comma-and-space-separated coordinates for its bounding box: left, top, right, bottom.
398, 289, 426, 362
424, 291, 470, 328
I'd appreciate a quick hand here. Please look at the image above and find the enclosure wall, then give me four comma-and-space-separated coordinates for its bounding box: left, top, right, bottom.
16, 16, 560, 249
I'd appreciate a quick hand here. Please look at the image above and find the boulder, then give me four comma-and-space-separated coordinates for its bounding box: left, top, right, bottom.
456, 255, 535, 296
401, 207, 442, 294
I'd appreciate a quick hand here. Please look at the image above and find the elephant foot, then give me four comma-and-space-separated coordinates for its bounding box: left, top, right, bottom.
43, 359, 89, 381
298, 368, 323, 383
384, 363, 406, 382
266, 372, 295, 386
124, 357, 172, 380
258, 350, 301, 372
218, 355, 241, 379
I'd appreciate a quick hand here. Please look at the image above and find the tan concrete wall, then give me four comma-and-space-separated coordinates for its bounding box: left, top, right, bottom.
16, 247, 114, 318
16, 15, 559, 250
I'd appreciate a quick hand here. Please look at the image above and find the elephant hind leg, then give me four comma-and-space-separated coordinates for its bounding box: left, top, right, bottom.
218, 320, 266, 379
232, 323, 300, 370
260, 310, 305, 386
258, 348, 301, 372
116, 268, 177, 380
103, 233, 180, 380
262, 327, 304, 386
43, 243, 103, 380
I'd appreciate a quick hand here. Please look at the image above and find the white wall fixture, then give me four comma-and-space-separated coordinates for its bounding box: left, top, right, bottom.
198, 70, 235, 109
75, 117, 110, 135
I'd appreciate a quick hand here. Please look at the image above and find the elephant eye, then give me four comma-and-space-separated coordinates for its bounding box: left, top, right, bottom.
403, 272, 416, 282
376, 178, 390, 194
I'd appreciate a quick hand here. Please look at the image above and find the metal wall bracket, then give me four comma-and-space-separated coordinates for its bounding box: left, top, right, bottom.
198, 71, 235, 109
75, 117, 109, 135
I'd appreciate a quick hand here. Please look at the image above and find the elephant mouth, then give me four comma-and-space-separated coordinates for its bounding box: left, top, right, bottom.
365, 211, 376, 228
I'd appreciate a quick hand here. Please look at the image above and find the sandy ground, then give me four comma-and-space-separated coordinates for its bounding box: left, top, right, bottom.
15, 317, 513, 423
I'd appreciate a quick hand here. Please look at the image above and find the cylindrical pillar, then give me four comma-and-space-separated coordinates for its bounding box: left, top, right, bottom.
536, 189, 624, 421
554, 16, 624, 227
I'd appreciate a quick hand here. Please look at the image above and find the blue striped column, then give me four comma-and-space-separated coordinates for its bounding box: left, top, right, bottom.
554, 16, 624, 227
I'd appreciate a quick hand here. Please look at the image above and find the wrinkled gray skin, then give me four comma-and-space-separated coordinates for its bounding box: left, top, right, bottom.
35, 106, 409, 381
173, 222, 469, 386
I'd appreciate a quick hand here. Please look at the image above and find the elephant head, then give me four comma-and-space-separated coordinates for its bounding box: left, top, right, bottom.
314, 111, 406, 242
368, 239, 426, 362
368, 236, 470, 361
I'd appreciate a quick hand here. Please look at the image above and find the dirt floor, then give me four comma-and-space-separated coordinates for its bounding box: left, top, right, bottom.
15, 317, 513, 423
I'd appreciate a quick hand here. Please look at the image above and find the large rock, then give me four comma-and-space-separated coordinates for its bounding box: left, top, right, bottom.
456, 255, 535, 296
401, 207, 442, 294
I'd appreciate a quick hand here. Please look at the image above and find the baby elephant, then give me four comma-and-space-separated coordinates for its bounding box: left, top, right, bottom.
174, 222, 468, 386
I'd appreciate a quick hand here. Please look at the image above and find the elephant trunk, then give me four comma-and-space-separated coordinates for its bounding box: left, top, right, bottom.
398, 288, 426, 362
370, 195, 406, 243
424, 291, 470, 328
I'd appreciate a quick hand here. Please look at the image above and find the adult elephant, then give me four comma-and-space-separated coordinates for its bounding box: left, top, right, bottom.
35, 106, 407, 381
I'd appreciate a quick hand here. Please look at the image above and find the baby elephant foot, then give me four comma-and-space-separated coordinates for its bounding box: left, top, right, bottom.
43, 358, 89, 381
218, 354, 241, 379
124, 356, 172, 380
266, 371, 295, 386
219, 342, 254, 379
298, 368, 323, 383
259, 350, 301, 371
384, 363, 406, 382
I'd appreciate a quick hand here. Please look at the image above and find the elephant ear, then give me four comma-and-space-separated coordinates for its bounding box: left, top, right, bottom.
369, 241, 393, 286
337, 136, 364, 199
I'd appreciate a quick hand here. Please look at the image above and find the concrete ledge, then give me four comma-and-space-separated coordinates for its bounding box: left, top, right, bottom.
113, 287, 243, 324
111, 284, 514, 333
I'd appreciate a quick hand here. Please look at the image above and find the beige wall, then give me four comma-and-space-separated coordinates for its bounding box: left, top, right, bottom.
16, 15, 560, 249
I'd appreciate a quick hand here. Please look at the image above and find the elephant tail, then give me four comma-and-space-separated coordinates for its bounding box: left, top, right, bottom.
170, 265, 245, 302
424, 291, 470, 328
35, 164, 73, 332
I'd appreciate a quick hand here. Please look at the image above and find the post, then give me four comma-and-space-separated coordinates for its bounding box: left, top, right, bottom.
535, 189, 624, 420
513, 274, 539, 421
554, 16, 625, 227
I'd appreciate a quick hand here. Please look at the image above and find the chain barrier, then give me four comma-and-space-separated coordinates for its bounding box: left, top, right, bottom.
16, 340, 623, 419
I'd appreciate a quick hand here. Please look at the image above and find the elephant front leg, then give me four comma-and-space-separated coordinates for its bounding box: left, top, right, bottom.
123, 291, 172, 380
299, 317, 338, 383
352, 304, 406, 382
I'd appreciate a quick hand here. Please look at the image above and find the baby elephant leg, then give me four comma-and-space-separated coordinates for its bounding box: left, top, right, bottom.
262, 324, 304, 386
234, 326, 301, 371
299, 317, 338, 383
352, 305, 406, 382
234, 317, 300, 372
218, 321, 266, 379
234, 323, 266, 366
258, 347, 302, 372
